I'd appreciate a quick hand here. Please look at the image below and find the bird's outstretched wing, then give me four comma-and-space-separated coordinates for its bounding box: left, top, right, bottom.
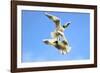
63, 22, 71, 29
45, 12, 60, 28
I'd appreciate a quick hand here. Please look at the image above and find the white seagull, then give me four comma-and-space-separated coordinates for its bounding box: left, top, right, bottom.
43, 12, 71, 54
44, 12, 71, 41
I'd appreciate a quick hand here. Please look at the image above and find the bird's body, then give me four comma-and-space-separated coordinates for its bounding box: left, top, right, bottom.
43, 12, 71, 55
43, 39, 71, 54
45, 12, 70, 41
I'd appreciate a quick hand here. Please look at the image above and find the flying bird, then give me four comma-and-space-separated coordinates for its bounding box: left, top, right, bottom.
43, 39, 71, 54
43, 12, 71, 55
44, 12, 71, 42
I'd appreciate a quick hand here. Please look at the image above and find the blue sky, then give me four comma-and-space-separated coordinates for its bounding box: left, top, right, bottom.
21, 10, 90, 62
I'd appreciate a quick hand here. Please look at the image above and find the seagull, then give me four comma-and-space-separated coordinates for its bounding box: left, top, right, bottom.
43, 12, 71, 54
43, 39, 71, 54
44, 12, 71, 42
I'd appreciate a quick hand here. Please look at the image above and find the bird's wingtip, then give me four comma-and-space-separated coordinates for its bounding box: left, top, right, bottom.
42, 39, 48, 42
43, 39, 49, 44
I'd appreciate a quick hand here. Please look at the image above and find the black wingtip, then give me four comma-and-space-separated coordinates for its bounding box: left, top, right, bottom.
63, 22, 71, 28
